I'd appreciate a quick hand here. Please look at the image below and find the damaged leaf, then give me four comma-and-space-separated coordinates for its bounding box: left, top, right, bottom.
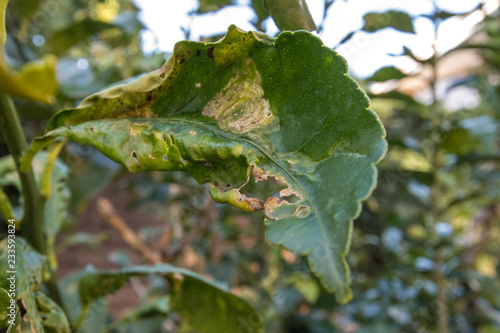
0, 238, 47, 332
25, 25, 387, 303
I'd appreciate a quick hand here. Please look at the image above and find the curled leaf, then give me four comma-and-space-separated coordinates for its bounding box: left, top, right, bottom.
26, 25, 386, 302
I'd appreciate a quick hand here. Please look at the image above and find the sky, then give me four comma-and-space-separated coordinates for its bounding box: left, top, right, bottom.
133, 0, 497, 78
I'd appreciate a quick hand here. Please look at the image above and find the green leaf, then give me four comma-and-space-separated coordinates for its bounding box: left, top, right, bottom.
35, 291, 71, 333
0, 238, 46, 300
0, 238, 47, 332
25, 25, 387, 303
46, 17, 116, 55
0, 287, 14, 329
103, 297, 169, 332
197, 0, 233, 13
363, 10, 415, 34
0, 55, 58, 104
78, 264, 260, 333
58, 273, 111, 333
264, 0, 317, 32
367, 66, 407, 82
368, 90, 422, 106
441, 127, 481, 155
8, 0, 43, 23
0, 152, 70, 269
250, 0, 269, 31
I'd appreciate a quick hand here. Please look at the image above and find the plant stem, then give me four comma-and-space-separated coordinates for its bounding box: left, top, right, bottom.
0, 93, 63, 306
0, 93, 45, 252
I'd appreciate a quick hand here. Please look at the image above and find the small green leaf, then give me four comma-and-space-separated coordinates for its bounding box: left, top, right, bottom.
363, 10, 415, 34
250, 0, 269, 31
26, 25, 387, 303
264, 0, 317, 32
367, 66, 407, 82
0, 153, 70, 269
369, 90, 422, 106
441, 127, 481, 155
35, 291, 71, 333
58, 273, 111, 333
0, 287, 13, 329
0, 238, 47, 332
0, 238, 46, 300
46, 17, 116, 55
197, 0, 233, 13
0, 55, 58, 104
78, 264, 260, 333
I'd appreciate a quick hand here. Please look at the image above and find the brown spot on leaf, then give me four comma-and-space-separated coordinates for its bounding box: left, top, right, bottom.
237, 190, 265, 211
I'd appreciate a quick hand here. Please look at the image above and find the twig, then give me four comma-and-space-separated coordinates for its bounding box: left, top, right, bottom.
153, 225, 172, 251
97, 198, 162, 264
0, 94, 45, 253
164, 192, 215, 261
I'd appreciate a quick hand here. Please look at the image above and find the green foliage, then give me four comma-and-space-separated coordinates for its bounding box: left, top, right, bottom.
0, 152, 70, 268
78, 264, 261, 333
35, 291, 71, 333
0, 56, 58, 104
25, 25, 386, 303
367, 66, 408, 82
1, 0, 500, 332
264, 0, 317, 32
197, 0, 233, 13
0, 238, 46, 331
46, 18, 116, 56
362, 10, 415, 34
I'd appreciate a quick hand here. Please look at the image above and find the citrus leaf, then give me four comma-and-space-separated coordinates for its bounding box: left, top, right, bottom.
0, 287, 13, 329
35, 291, 71, 333
58, 273, 111, 333
102, 297, 169, 332
0, 152, 70, 269
0, 238, 47, 332
367, 66, 407, 82
0, 55, 58, 104
46, 18, 116, 56
250, 0, 269, 31
25, 25, 387, 303
264, 0, 317, 32
78, 264, 260, 333
363, 10, 415, 34
197, 0, 233, 14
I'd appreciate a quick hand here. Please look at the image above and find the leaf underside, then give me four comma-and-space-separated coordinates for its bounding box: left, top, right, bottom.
25, 25, 387, 303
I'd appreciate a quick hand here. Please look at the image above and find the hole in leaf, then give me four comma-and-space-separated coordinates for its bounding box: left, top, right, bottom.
131, 151, 141, 166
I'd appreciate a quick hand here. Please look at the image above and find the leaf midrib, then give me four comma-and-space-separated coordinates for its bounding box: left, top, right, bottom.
131, 117, 337, 266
